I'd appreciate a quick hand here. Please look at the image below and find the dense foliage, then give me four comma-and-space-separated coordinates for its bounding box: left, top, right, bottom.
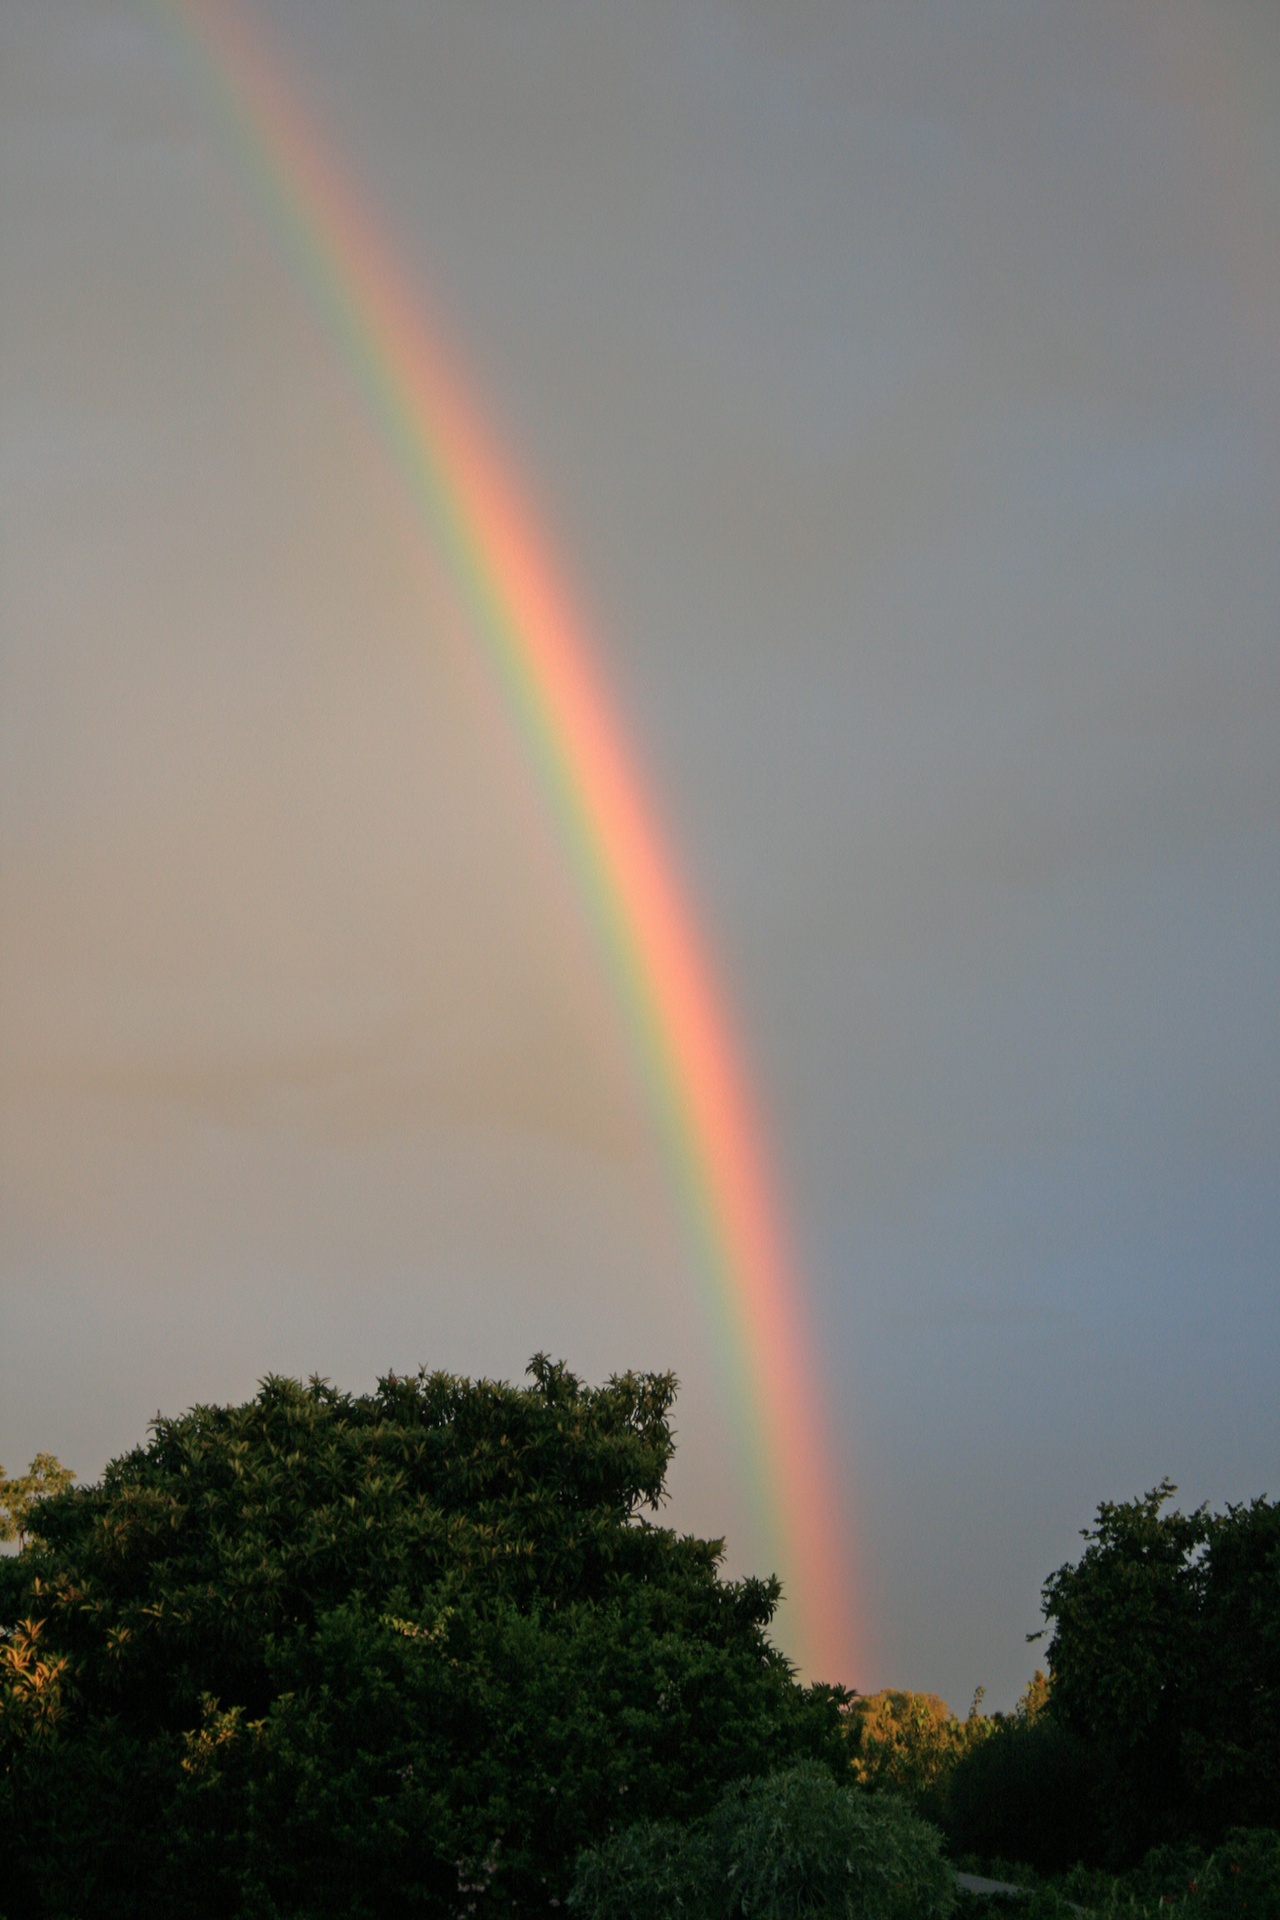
0, 1361, 845, 1920
935, 1484, 1280, 1877
944, 1702, 1092, 1871
5, 1388, 1278, 1915
1039, 1483, 1280, 1864
957, 1828, 1280, 1920
571, 1760, 956, 1920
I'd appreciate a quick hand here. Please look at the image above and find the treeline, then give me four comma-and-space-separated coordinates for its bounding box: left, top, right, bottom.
845, 1482, 1280, 1873
0, 1364, 1277, 1918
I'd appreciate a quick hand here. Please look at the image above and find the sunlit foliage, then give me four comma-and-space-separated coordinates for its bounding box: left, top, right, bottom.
844, 1687, 992, 1818
0, 1456, 75, 1545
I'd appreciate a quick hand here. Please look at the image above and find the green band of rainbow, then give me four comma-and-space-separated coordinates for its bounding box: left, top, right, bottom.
148, 0, 859, 1681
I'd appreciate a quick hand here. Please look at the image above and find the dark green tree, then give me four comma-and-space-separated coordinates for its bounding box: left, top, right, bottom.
944, 1699, 1092, 1872
1039, 1482, 1280, 1863
0, 1360, 845, 1920
1041, 1479, 1206, 1857
1184, 1499, 1280, 1834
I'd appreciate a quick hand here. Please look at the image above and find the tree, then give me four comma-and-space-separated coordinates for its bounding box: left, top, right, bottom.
843, 1687, 991, 1822
0, 1455, 75, 1544
1039, 1482, 1280, 1863
0, 1360, 846, 1920
1184, 1498, 1280, 1834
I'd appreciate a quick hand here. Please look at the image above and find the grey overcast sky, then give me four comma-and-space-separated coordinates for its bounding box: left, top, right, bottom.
2, 0, 1278, 1705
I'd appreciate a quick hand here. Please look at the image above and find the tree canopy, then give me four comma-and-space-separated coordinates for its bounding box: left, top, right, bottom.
843, 1687, 990, 1818
0, 1359, 845, 1920
0, 1455, 75, 1545
1040, 1482, 1280, 1862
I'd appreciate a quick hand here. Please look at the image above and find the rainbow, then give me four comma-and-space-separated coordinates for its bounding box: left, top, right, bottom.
147, 0, 859, 1682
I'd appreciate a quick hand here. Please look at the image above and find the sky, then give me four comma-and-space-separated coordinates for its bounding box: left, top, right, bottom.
2, 0, 1278, 1709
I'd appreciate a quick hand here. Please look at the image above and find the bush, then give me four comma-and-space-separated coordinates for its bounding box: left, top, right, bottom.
568, 1818, 716, 1920
719, 1764, 956, 1920
1115, 1840, 1209, 1909
1191, 1829, 1280, 1920
572, 1761, 956, 1920
988, 1831, 1280, 1920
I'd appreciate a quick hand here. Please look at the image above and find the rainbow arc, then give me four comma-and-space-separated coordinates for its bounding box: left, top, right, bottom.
150, 0, 859, 1683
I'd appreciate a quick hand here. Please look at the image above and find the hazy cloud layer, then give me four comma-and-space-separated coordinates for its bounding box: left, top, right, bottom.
3, 0, 1277, 1701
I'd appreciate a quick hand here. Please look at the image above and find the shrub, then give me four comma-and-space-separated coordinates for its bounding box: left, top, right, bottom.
1116, 1840, 1209, 1909
719, 1763, 956, 1920
572, 1761, 956, 1920
568, 1818, 716, 1920
1022, 1832, 1280, 1920
1191, 1829, 1280, 1920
